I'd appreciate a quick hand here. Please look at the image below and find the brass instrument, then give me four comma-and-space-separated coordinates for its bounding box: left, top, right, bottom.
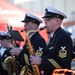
3, 24, 16, 75
20, 26, 46, 75
3, 41, 16, 75
20, 65, 34, 75
4, 56, 16, 75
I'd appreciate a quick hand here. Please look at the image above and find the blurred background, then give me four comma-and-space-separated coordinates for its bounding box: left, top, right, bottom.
0, 0, 75, 45
7, 0, 75, 39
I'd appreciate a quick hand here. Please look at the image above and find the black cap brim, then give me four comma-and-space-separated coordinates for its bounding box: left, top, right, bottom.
42, 15, 55, 18
21, 20, 25, 22
21, 19, 30, 22
21, 20, 30, 22
42, 14, 54, 18
42, 16, 50, 18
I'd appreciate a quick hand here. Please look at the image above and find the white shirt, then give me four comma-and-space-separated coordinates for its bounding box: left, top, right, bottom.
46, 32, 54, 45
0, 44, 6, 56
50, 32, 55, 38
29, 32, 36, 38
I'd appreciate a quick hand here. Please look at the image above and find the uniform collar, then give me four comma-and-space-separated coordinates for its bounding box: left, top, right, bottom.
6, 46, 13, 50
49, 32, 54, 38
49, 27, 61, 38
29, 32, 36, 38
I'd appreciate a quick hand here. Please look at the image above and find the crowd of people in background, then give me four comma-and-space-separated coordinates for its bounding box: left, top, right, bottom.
0, 6, 75, 75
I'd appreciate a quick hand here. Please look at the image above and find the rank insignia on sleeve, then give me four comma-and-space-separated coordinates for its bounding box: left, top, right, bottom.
35, 47, 43, 57
59, 46, 67, 58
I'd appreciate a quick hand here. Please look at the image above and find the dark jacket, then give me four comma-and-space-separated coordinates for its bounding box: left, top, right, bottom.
40, 27, 73, 75
72, 45, 75, 59
1, 47, 12, 75
17, 32, 47, 74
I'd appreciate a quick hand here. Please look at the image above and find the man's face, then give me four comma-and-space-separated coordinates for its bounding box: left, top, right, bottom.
24, 22, 36, 32
1, 39, 9, 48
43, 17, 57, 33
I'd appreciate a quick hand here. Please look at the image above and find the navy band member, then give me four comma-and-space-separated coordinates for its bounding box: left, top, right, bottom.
10, 12, 47, 74
30, 6, 73, 75
0, 31, 13, 75
0, 31, 6, 75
